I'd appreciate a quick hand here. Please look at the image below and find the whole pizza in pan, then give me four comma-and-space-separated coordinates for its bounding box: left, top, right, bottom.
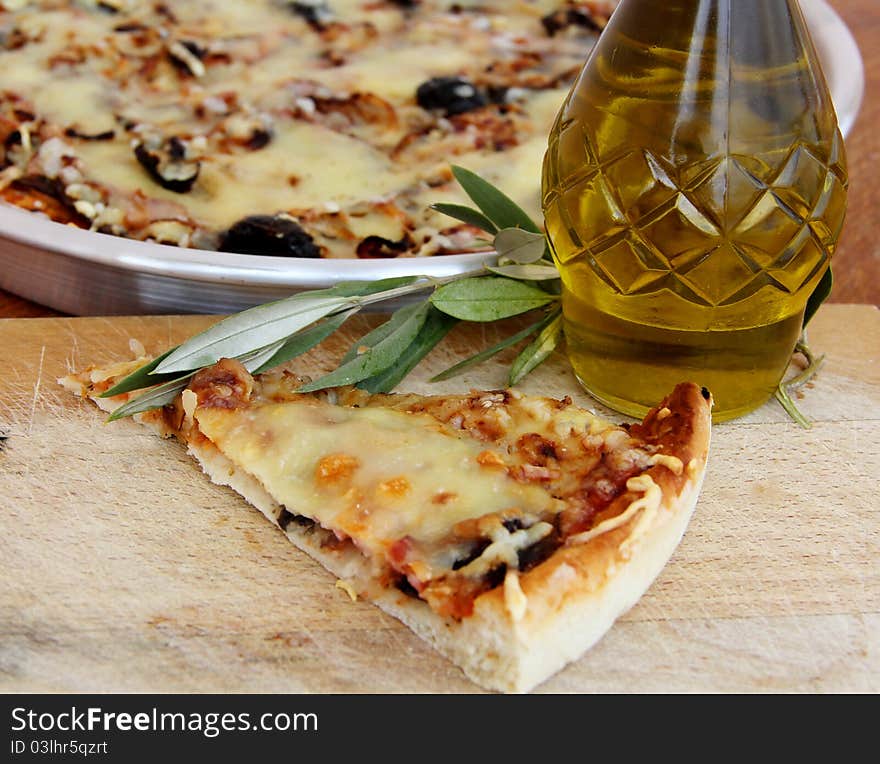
0, 0, 615, 258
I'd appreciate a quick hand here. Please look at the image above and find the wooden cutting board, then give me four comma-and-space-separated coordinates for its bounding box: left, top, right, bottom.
1, 305, 878, 693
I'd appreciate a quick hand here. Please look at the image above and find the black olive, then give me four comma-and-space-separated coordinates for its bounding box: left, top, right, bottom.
64, 127, 115, 141
517, 529, 561, 572
484, 564, 507, 590
3, 129, 22, 152
179, 39, 206, 59
9, 175, 90, 226
355, 233, 412, 259
487, 85, 510, 104
167, 40, 206, 77
113, 22, 148, 32
166, 136, 187, 160
416, 77, 487, 117
287, 1, 334, 30
218, 215, 322, 258
96, 0, 123, 13
133, 139, 200, 193
502, 517, 525, 533
394, 575, 420, 599
278, 509, 316, 531
541, 8, 602, 37
451, 539, 490, 571
11, 174, 66, 199
245, 128, 272, 150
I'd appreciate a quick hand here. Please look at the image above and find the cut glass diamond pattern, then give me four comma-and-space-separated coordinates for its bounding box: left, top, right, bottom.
546, 132, 843, 306
593, 238, 668, 294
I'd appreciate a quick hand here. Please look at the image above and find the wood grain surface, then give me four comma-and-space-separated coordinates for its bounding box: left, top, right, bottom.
1, 305, 877, 693
0, 0, 876, 318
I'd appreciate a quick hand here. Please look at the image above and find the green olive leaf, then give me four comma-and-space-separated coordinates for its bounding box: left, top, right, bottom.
297, 301, 430, 392
494, 228, 548, 265
508, 309, 563, 385
105, 377, 191, 422
431, 276, 557, 322
451, 166, 542, 234
358, 307, 458, 393
486, 263, 560, 281
154, 293, 353, 374
338, 300, 423, 364
429, 313, 550, 382
252, 308, 359, 374
100, 346, 178, 398
325, 276, 422, 298
430, 203, 498, 235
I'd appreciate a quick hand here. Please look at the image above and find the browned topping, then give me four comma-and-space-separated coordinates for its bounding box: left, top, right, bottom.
508, 463, 560, 483
476, 450, 505, 468
452, 509, 526, 542
188, 358, 254, 409
515, 432, 559, 465
450, 108, 519, 152
377, 476, 410, 499
542, 3, 607, 36
315, 453, 360, 485
1, 182, 86, 226
312, 91, 398, 131
356, 233, 412, 259
629, 382, 704, 456
421, 576, 488, 620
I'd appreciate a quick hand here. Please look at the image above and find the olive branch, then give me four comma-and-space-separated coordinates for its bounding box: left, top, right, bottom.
104, 165, 829, 427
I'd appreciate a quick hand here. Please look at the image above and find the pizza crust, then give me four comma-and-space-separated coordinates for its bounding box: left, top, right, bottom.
60, 362, 710, 693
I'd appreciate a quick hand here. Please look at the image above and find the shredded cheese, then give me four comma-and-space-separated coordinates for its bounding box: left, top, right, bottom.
503, 569, 528, 622
566, 474, 662, 550
181, 389, 198, 421
648, 453, 684, 474
335, 579, 358, 602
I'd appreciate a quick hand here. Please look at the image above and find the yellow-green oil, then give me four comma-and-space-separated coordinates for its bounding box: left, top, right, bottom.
542, 0, 847, 421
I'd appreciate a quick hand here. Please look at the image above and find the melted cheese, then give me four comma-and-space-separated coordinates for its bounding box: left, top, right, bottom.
194, 399, 562, 555
565, 474, 662, 550
74, 121, 404, 229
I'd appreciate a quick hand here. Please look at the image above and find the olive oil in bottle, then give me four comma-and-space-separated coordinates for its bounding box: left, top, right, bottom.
542, 0, 847, 421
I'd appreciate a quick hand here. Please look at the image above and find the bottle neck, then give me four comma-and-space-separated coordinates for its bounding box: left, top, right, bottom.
614, 0, 799, 15
606, 0, 809, 67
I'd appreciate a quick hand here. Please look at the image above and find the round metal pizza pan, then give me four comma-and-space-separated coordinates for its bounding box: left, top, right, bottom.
0, 0, 865, 316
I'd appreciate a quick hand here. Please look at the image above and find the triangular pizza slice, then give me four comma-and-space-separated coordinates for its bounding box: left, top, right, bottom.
61, 352, 711, 692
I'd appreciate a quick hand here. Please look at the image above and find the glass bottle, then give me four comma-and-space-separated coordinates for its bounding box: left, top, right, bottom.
542, 0, 847, 422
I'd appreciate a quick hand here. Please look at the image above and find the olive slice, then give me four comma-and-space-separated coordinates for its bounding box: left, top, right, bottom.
218, 215, 322, 258
133, 137, 200, 193
415, 77, 487, 117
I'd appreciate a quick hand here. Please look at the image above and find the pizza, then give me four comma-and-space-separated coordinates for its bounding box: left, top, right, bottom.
0, 0, 615, 259
60, 349, 711, 692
